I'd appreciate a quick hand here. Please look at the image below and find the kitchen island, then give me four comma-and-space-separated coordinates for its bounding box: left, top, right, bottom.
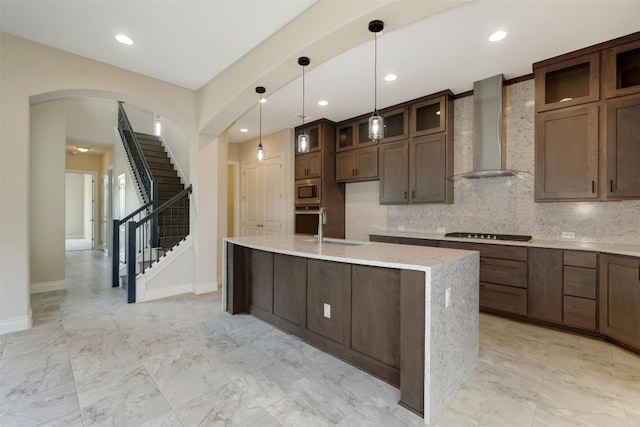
223, 234, 479, 424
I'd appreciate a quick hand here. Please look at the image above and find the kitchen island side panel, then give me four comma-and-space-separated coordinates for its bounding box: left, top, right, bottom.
425, 254, 479, 424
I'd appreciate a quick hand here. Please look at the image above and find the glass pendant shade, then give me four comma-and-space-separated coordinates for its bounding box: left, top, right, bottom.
257, 142, 264, 161
298, 131, 309, 153
369, 113, 384, 140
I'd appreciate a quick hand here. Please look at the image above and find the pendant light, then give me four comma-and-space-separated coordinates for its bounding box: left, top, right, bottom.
297, 56, 310, 153
368, 20, 384, 140
256, 86, 265, 161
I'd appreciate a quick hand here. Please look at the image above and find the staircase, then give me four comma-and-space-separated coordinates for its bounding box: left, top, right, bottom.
135, 133, 190, 249
114, 101, 192, 302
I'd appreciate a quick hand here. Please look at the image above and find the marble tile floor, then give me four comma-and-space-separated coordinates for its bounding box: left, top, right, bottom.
1, 249, 639, 426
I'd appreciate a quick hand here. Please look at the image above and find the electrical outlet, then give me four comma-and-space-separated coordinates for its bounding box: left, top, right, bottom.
323, 303, 331, 319
398, 225, 405, 231
561, 231, 576, 239
437, 227, 446, 233
445, 288, 451, 308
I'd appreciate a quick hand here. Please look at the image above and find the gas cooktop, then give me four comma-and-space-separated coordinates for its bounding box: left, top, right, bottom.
444, 232, 532, 242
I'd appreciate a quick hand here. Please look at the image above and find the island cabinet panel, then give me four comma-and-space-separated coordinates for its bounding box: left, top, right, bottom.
306, 259, 350, 344
599, 254, 640, 351
528, 248, 563, 323
351, 265, 401, 369
247, 249, 273, 314
273, 254, 307, 327
226, 243, 246, 314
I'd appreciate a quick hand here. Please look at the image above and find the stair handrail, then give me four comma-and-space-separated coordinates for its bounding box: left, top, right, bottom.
125, 184, 192, 303
111, 200, 153, 287
117, 101, 157, 204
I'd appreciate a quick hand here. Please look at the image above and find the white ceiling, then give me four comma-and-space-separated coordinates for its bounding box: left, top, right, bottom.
2, 0, 640, 146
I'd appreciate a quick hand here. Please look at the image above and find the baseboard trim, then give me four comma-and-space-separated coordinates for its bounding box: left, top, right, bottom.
30, 280, 66, 294
194, 281, 218, 295
0, 309, 32, 334
137, 282, 193, 303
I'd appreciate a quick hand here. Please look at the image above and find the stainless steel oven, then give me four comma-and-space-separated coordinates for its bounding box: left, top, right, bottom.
295, 178, 321, 206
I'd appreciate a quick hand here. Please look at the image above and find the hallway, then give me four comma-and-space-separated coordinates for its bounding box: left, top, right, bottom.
1, 251, 639, 426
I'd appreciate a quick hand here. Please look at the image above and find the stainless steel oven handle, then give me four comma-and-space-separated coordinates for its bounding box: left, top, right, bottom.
295, 210, 321, 215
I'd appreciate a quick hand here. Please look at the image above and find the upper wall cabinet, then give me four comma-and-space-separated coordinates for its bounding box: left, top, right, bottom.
535, 53, 600, 112
379, 107, 409, 143
411, 96, 447, 136
605, 38, 640, 98
534, 31, 640, 202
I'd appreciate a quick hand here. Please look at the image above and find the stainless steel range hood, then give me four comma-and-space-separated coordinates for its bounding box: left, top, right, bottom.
453, 74, 528, 179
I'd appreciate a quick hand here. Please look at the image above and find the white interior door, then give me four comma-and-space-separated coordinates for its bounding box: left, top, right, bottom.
242, 155, 283, 236
102, 169, 113, 253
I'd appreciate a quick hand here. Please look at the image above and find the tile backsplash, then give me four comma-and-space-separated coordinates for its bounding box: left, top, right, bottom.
387, 80, 640, 245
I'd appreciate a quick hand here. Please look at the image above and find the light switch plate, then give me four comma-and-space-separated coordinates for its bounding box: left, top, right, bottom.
323, 303, 331, 318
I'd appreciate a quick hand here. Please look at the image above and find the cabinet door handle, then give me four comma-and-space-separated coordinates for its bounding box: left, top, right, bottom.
404, 191, 408, 200
352, 169, 355, 176
412, 190, 416, 199
355, 169, 359, 176
591, 180, 595, 194
610, 179, 614, 193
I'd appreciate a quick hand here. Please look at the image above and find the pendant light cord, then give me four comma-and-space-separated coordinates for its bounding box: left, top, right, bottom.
302, 65, 305, 126
374, 31, 378, 114
259, 93, 262, 142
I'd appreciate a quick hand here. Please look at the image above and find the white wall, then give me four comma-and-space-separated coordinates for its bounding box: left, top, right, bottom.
160, 117, 190, 182
0, 33, 198, 333
65, 173, 85, 238
66, 97, 117, 145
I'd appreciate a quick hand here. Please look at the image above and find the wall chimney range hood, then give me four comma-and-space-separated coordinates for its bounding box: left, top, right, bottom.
453, 74, 529, 179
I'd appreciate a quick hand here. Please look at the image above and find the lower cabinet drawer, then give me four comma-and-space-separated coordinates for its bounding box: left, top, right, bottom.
563, 296, 597, 330
480, 258, 528, 288
480, 282, 527, 315
563, 266, 596, 299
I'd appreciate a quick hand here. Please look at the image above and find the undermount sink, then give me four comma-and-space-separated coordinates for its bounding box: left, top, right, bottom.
302, 237, 367, 246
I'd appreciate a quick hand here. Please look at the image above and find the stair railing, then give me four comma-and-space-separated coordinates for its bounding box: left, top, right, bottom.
111, 200, 152, 288
125, 185, 192, 303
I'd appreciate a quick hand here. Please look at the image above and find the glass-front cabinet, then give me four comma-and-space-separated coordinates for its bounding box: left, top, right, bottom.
605, 39, 640, 98
295, 123, 320, 154
379, 107, 409, 143
411, 96, 446, 136
534, 53, 600, 112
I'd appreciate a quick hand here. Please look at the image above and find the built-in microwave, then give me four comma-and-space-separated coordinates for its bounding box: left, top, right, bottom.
295, 178, 321, 206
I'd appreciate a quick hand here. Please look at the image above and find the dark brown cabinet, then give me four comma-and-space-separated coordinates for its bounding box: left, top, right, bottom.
528, 248, 563, 323
295, 151, 322, 179
535, 104, 599, 201
336, 146, 378, 183
606, 94, 640, 199
534, 32, 640, 202
295, 122, 321, 154
273, 254, 307, 327
410, 134, 451, 203
295, 119, 345, 238
379, 140, 409, 204
247, 249, 273, 315
605, 38, 640, 98
599, 254, 640, 351
535, 53, 600, 112
380, 107, 409, 143
336, 118, 377, 152
528, 248, 598, 330
438, 241, 528, 315
411, 96, 447, 136
307, 259, 350, 344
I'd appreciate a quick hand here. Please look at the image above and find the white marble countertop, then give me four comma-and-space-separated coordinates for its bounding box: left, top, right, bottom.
224, 234, 477, 272
369, 230, 640, 257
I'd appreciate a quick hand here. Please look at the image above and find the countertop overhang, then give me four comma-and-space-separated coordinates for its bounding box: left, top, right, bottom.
369, 230, 640, 257
224, 234, 477, 272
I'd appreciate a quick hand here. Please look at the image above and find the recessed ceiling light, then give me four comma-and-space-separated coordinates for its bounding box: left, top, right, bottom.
240, 128, 248, 133
488, 31, 507, 42
318, 100, 328, 106
115, 34, 134, 45
259, 98, 267, 103
385, 74, 397, 82
76, 146, 90, 153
